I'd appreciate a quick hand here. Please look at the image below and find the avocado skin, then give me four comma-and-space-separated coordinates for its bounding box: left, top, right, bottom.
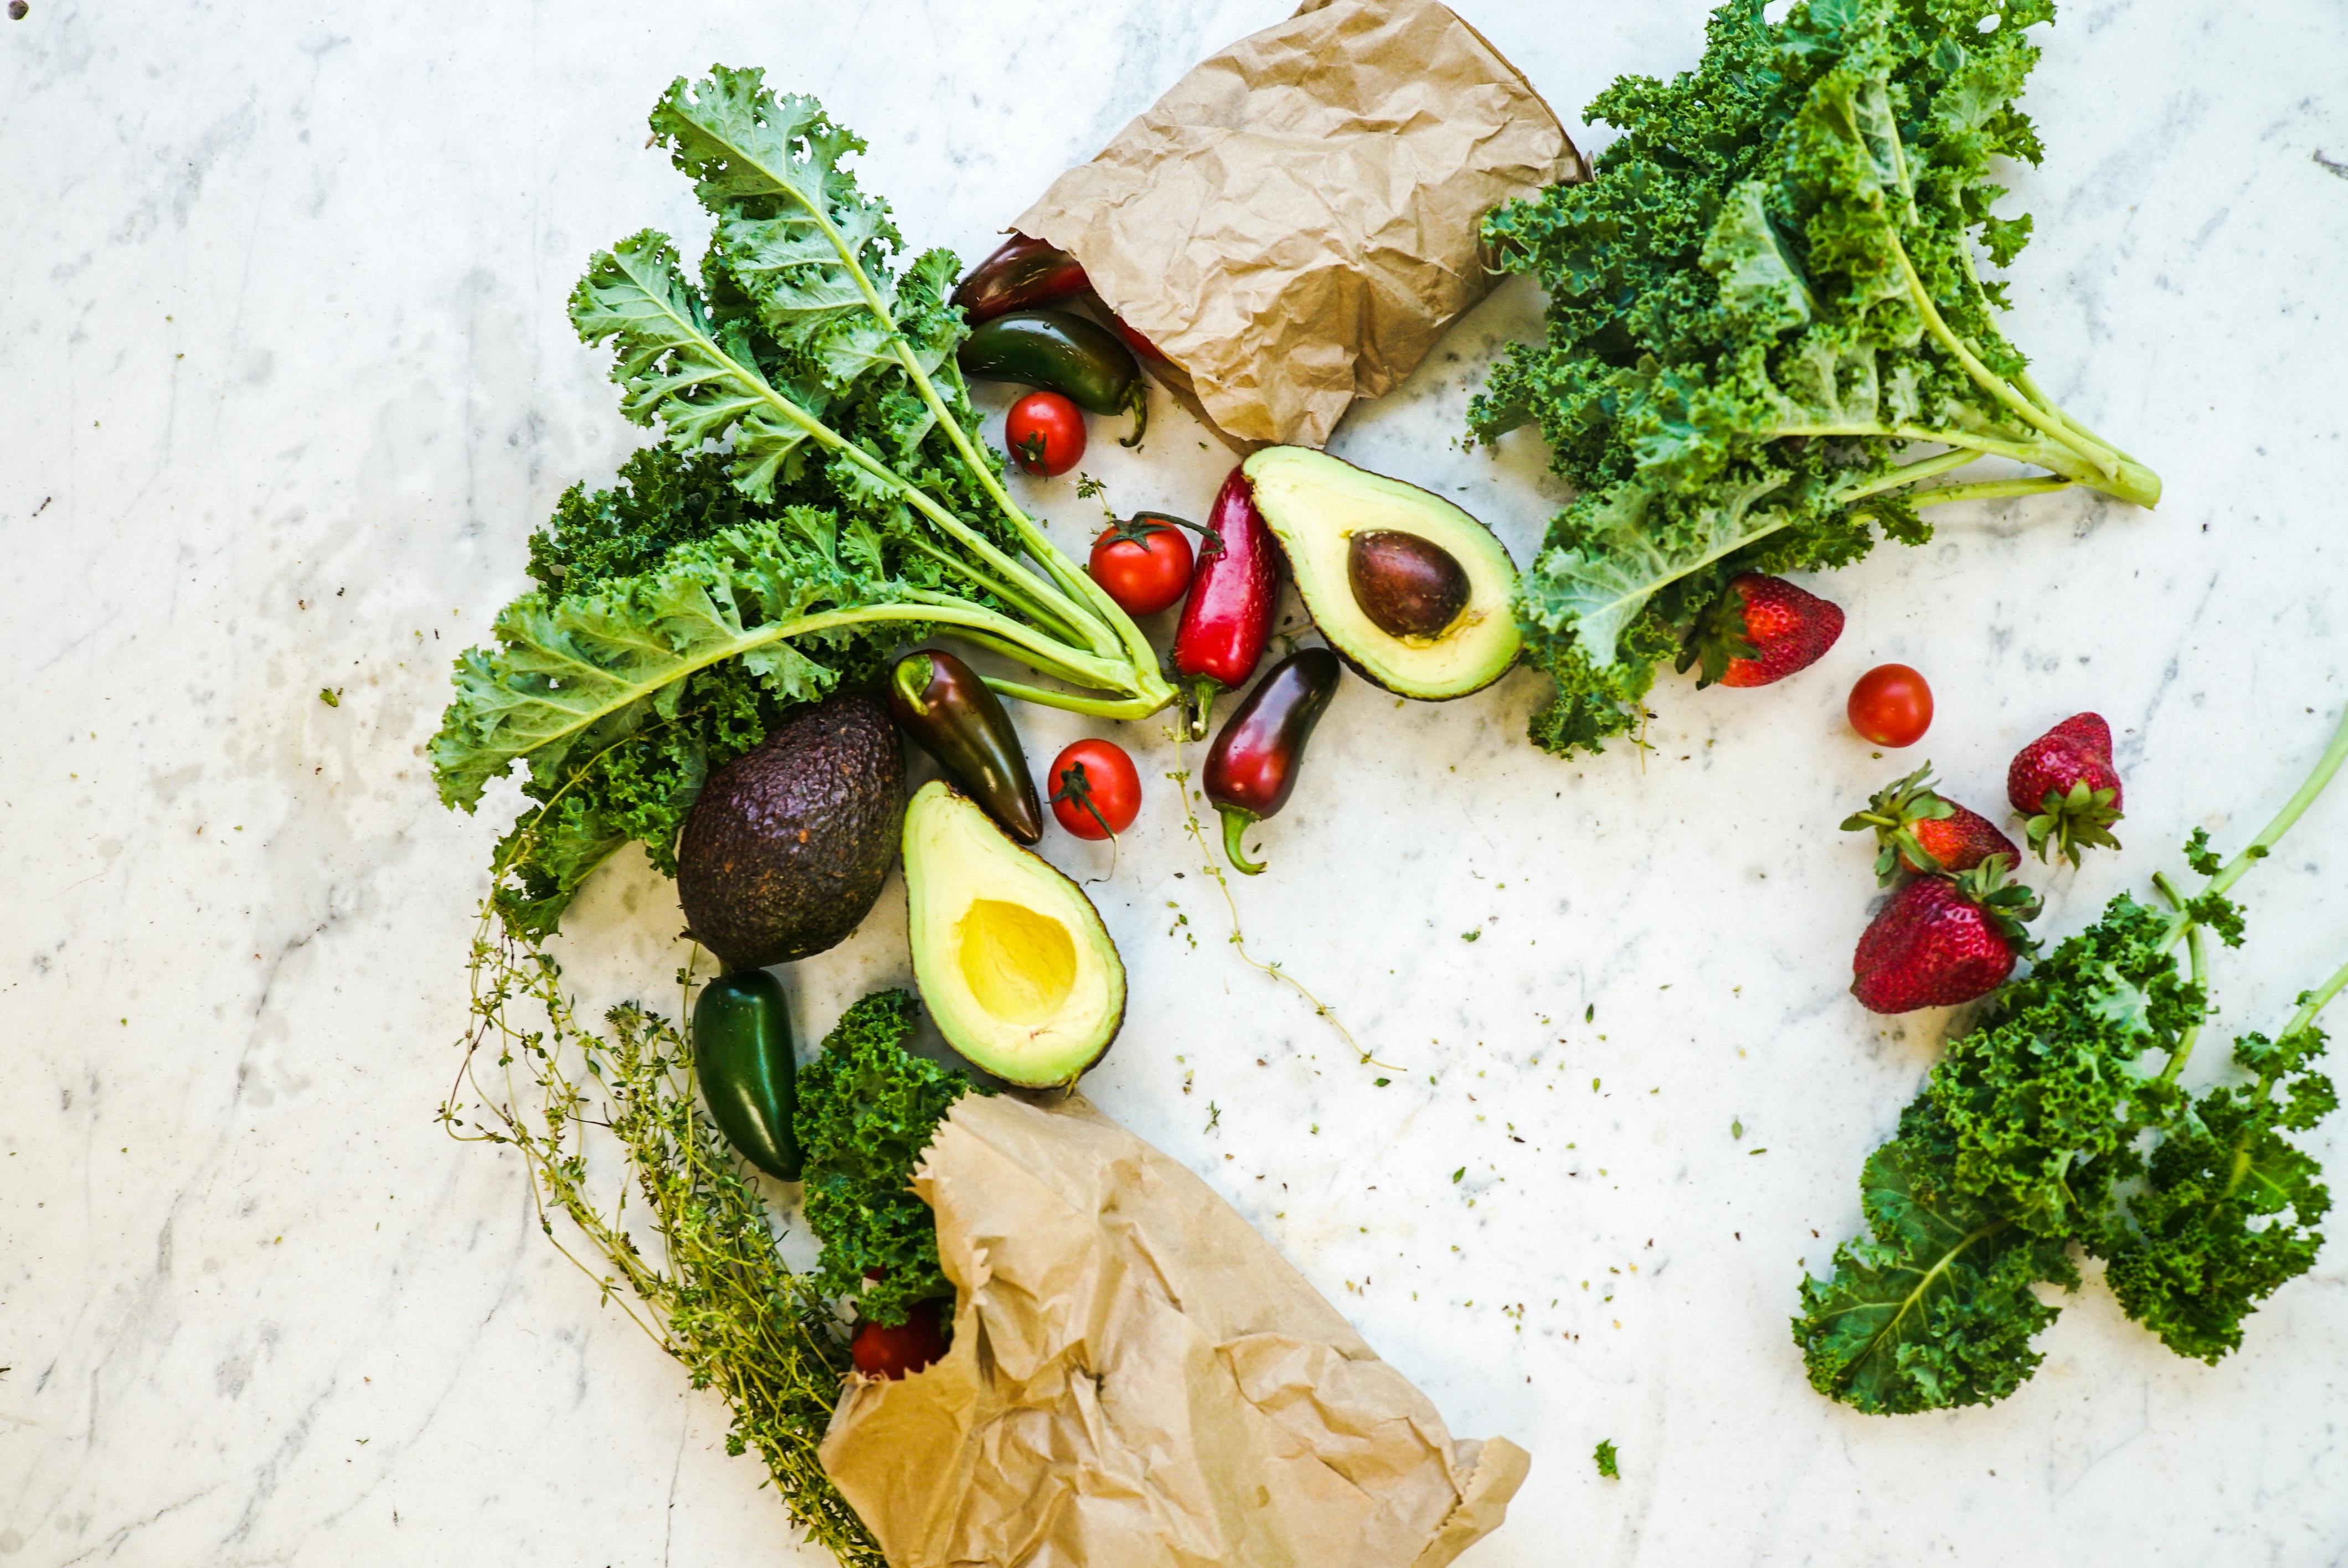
677, 694, 905, 968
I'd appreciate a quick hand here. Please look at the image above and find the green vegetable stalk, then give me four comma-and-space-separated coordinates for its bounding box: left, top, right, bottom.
1472, 0, 2161, 756
442, 925, 884, 1566
431, 70, 1174, 936
1795, 706, 2348, 1414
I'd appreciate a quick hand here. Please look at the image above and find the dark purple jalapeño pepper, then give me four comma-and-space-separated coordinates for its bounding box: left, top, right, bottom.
886, 649, 1045, 844
1172, 466, 1283, 739
1203, 647, 1341, 876
950, 234, 1089, 326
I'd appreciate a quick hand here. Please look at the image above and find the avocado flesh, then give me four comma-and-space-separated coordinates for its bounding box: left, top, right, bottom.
903, 781, 1125, 1087
1241, 445, 1521, 700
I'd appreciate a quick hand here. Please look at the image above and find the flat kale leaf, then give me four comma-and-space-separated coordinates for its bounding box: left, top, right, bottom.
1796, 1108, 2077, 1414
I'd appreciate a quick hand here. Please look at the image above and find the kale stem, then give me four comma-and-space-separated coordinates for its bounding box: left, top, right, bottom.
1834, 447, 1979, 502
1911, 477, 2076, 507
979, 675, 1176, 720
1886, 238, 2132, 489
2151, 871, 2211, 1085
2205, 702, 2348, 901
2281, 952, 2348, 1041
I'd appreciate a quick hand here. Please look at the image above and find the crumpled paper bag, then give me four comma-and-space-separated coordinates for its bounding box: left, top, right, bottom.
1010, 0, 1580, 451
820, 1092, 1529, 1567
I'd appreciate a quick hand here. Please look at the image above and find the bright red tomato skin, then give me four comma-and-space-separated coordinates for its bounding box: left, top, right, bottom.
1089, 524, 1194, 616
1048, 739, 1141, 839
1006, 390, 1084, 476
1848, 664, 1934, 747
851, 1298, 950, 1380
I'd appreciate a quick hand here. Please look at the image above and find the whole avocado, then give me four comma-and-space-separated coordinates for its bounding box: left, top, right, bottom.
677, 693, 904, 968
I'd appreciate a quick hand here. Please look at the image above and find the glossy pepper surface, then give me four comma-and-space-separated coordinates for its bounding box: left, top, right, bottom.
692, 969, 802, 1180
950, 234, 1089, 326
957, 310, 1146, 443
1204, 646, 1341, 875
886, 649, 1044, 844
1173, 466, 1283, 737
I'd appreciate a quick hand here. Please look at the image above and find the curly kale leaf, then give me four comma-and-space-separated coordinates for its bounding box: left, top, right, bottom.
1923, 894, 2207, 1238
1477, 0, 2156, 756
794, 991, 988, 1328
1796, 1109, 2077, 1415
436, 73, 1172, 934
2095, 1022, 2336, 1363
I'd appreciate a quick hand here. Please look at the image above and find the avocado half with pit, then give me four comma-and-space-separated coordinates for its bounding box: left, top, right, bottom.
1241, 445, 1520, 700
903, 780, 1125, 1088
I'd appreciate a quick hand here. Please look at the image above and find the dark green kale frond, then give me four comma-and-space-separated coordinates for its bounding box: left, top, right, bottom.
794, 991, 988, 1328
1475, 0, 2157, 756
1797, 709, 2348, 1415
1795, 1109, 2077, 1415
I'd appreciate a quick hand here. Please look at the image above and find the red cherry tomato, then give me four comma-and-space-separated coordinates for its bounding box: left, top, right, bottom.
851, 1298, 950, 1380
1848, 663, 1934, 747
1005, 390, 1084, 477
1089, 519, 1195, 616
1048, 737, 1141, 839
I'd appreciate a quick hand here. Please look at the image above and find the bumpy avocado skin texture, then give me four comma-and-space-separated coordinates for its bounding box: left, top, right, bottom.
902, 781, 1125, 1088
677, 693, 905, 968
1242, 446, 1520, 701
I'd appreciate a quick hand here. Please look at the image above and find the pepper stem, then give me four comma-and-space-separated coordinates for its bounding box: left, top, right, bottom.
1218, 806, 1266, 876
1183, 674, 1221, 740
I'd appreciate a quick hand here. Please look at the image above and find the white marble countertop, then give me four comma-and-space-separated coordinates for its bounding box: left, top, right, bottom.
8, 1, 2348, 1562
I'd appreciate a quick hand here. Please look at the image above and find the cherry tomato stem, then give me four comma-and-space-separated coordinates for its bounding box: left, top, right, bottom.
1048, 739, 1141, 839
1088, 515, 1196, 616
1005, 390, 1084, 477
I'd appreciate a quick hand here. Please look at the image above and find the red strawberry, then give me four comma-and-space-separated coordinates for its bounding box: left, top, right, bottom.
1841, 763, 2020, 885
2007, 712, 2124, 866
1851, 858, 2041, 1014
1678, 572, 1846, 689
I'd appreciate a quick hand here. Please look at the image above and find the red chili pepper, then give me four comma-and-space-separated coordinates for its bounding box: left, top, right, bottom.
950, 234, 1089, 326
1172, 466, 1283, 739
1203, 647, 1341, 875
1107, 310, 1168, 364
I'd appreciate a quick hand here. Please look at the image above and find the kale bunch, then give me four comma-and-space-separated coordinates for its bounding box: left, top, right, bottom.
1472, 0, 2159, 756
434, 71, 1173, 935
1797, 723, 2348, 1415
795, 990, 986, 1328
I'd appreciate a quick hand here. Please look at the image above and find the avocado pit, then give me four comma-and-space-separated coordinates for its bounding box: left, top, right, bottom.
1347, 530, 1471, 641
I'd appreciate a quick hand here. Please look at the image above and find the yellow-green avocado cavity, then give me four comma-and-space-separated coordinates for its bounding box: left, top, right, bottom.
903, 781, 1125, 1087
1242, 445, 1521, 700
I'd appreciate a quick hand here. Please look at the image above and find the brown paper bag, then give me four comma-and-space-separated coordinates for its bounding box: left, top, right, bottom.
820, 1093, 1530, 1567
1011, 0, 1580, 452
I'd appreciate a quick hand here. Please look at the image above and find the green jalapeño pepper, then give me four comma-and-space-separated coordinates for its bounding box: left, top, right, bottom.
1203, 646, 1342, 876
693, 969, 802, 1180
957, 309, 1147, 445
887, 649, 1046, 844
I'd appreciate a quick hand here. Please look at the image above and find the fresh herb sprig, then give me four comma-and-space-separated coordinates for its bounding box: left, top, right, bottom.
1472, 0, 2159, 756
442, 912, 883, 1565
433, 71, 1174, 936
1796, 707, 2348, 1414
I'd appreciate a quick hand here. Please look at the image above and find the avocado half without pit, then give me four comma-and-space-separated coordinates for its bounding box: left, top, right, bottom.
1239, 445, 1520, 700
902, 780, 1125, 1088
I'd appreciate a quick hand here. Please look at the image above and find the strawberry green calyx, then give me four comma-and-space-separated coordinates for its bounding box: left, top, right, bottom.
2025, 780, 2124, 868
1953, 855, 2043, 956
1843, 764, 2020, 885
1843, 763, 1959, 883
